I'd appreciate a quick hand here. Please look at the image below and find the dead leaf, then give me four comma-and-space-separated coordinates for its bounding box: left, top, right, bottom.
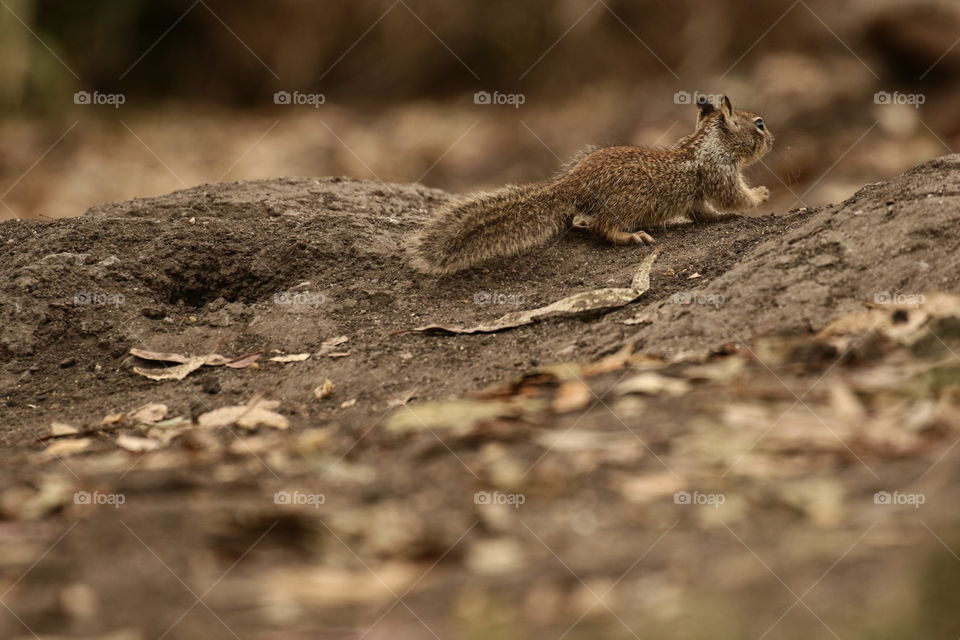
129, 348, 262, 379
198, 398, 289, 430
313, 379, 336, 399
129, 403, 168, 425
269, 353, 312, 363
387, 388, 419, 408
116, 434, 160, 453
615, 372, 691, 397
129, 348, 195, 364
50, 422, 79, 436
315, 335, 350, 356
101, 413, 126, 427
411, 249, 659, 335
134, 356, 207, 381
552, 380, 593, 413
536, 430, 637, 452
385, 399, 522, 436
465, 538, 526, 575
261, 564, 415, 607
39, 438, 92, 461
328, 351, 351, 358
223, 352, 263, 368
619, 473, 684, 504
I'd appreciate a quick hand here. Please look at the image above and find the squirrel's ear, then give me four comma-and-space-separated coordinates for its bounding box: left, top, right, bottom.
696, 95, 716, 124
720, 95, 734, 118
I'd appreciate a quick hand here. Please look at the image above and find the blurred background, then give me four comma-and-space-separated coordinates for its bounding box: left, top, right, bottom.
0, 0, 958, 220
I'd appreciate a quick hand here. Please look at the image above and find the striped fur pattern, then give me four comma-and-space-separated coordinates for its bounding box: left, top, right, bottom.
411, 95, 773, 274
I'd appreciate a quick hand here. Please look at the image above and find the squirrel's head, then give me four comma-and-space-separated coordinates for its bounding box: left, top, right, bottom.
694, 95, 773, 165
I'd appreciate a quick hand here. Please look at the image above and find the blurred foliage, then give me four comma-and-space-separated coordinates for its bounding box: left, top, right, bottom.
1, 0, 960, 219
4, 0, 957, 108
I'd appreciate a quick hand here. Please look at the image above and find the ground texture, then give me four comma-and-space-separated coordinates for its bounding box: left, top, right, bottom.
2, 157, 960, 639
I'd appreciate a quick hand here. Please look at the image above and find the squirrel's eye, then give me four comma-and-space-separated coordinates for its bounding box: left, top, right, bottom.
755, 118, 765, 131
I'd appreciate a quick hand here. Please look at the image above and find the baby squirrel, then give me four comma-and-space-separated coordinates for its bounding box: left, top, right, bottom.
411, 94, 774, 275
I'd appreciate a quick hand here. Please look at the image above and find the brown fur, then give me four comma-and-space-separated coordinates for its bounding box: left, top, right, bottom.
411, 95, 774, 274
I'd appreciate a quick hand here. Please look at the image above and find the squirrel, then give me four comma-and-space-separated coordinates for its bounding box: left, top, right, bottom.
410, 94, 774, 275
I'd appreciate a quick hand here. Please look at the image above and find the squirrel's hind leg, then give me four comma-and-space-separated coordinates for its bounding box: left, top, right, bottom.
688, 204, 740, 223
592, 220, 656, 246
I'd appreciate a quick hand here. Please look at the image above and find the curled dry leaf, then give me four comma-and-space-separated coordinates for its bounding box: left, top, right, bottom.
50, 422, 79, 436
551, 380, 593, 413
315, 335, 350, 356
101, 413, 125, 427
129, 403, 168, 425
387, 388, 418, 408
116, 434, 161, 453
130, 348, 262, 380
269, 353, 312, 363
615, 372, 691, 397
261, 564, 416, 607
39, 438, 92, 461
385, 399, 523, 436
198, 397, 289, 430
410, 249, 659, 335
134, 356, 207, 381
314, 379, 336, 399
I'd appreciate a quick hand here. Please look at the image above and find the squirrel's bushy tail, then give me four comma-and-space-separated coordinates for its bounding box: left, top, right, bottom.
410, 182, 574, 274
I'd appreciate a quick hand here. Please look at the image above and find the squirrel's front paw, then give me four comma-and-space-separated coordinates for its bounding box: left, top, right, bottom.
630, 231, 657, 246
751, 186, 770, 204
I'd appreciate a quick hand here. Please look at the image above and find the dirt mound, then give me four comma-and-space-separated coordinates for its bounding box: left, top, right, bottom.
3, 158, 960, 638
2, 157, 959, 441
632, 154, 960, 353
